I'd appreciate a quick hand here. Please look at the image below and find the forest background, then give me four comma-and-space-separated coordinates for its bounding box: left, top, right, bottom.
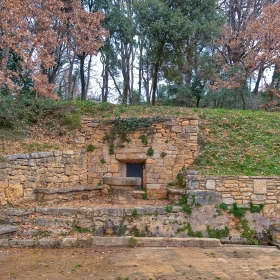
1, 0, 280, 110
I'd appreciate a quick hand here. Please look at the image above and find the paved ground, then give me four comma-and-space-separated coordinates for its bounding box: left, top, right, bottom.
0, 245, 279, 280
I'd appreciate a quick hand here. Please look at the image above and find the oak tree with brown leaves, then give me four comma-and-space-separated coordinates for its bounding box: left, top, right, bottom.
0, 0, 107, 99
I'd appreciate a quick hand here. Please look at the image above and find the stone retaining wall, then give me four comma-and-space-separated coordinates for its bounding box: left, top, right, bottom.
0, 149, 87, 205
186, 172, 280, 221
0, 204, 279, 245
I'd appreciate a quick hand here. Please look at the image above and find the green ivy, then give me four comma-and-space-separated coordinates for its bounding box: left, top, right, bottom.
207, 226, 229, 239
240, 219, 260, 245
147, 147, 154, 156
229, 202, 264, 218
105, 116, 164, 146
177, 223, 203, 237
139, 135, 148, 146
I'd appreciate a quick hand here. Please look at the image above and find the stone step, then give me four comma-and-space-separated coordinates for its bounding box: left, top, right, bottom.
0, 236, 222, 248
0, 225, 19, 238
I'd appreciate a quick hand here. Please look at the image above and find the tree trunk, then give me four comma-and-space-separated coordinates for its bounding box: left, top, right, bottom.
253, 64, 265, 95
121, 43, 131, 105
85, 55, 92, 97
138, 39, 143, 104
151, 63, 159, 106
78, 52, 87, 101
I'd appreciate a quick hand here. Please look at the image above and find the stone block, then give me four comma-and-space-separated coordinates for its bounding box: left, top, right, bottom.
0, 190, 7, 205
146, 184, 161, 189
64, 164, 72, 176
0, 170, 7, 180
61, 238, 78, 248
171, 126, 182, 133
254, 179, 267, 194
109, 164, 119, 173
63, 150, 74, 155
38, 238, 60, 248
5, 184, 23, 204
251, 194, 266, 201
183, 126, 198, 133
30, 152, 54, 158
206, 180, 215, 190
190, 120, 198, 125
181, 121, 189, 126
222, 198, 235, 204
0, 225, 18, 236
10, 239, 35, 248
270, 224, 280, 244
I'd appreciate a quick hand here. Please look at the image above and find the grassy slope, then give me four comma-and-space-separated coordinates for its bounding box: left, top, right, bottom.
100, 105, 279, 176
1, 100, 280, 176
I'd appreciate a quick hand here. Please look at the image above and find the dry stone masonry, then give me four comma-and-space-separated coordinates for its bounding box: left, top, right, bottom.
0, 150, 87, 205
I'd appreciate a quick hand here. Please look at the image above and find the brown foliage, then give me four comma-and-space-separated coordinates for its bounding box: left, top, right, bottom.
213, 0, 278, 93
0, 0, 107, 98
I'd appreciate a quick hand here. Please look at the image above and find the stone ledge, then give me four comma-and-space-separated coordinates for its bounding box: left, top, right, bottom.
34, 185, 103, 194
0, 237, 221, 248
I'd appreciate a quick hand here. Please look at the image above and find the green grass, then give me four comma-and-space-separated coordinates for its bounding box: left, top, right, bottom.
21, 142, 60, 152
193, 109, 280, 176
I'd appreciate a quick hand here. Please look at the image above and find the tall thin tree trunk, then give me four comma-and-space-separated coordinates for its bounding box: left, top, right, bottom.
138, 40, 143, 104
151, 63, 159, 106
253, 64, 265, 95
78, 52, 87, 101
85, 55, 92, 97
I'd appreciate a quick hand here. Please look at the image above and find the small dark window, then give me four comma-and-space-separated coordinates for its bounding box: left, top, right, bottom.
126, 163, 143, 189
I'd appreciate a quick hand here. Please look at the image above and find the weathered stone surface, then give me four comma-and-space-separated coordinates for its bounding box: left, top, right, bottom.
6, 209, 35, 216
270, 224, 280, 243
5, 184, 23, 204
9, 239, 35, 247
0, 225, 18, 236
187, 190, 222, 205
61, 238, 78, 248
38, 238, 60, 248
206, 180, 215, 190
22, 230, 38, 237
223, 198, 235, 204
254, 179, 267, 194
30, 152, 54, 158
103, 176, 141, 186
6, 153, 29, 160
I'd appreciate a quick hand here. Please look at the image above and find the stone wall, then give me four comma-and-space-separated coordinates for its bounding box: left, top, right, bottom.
185, 172, 280, 221
0, 150, 87, 205
76, 116, 199, 198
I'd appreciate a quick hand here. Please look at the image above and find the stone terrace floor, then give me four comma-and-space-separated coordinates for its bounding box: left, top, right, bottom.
0, 245, 279, 279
